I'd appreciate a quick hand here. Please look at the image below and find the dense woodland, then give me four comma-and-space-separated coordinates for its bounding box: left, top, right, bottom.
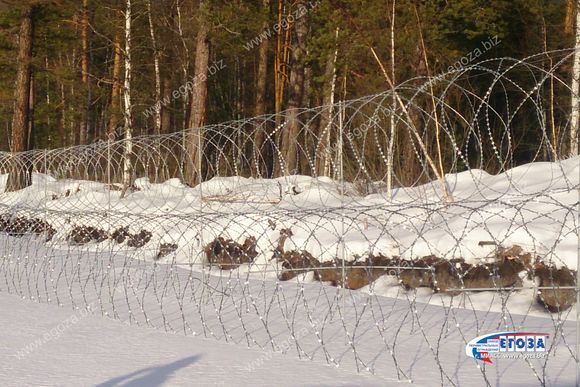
0, 0, 577, 190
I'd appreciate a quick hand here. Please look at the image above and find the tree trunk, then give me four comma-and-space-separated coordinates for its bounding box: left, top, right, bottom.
184, 0, 210, 186
28, 73, 34, 150
566, 0, 575, 34
108, 26, 122, 138
571, 0, 580, 156
399, 43, 427, 186
6, 5, 34, 192
79, 0, 90, 145
299, 54, 312, 175
159, 1, 177, 136
121, 0, 133, 197
252, 0, 270, 177
316, 28, 339, 177
386, 0, 396, 199
414, 6, 450, 200
541, 12, 557, 160
60, 82, 67, 146
146, 0, 162, 182
176, 0, 190, 132
160, 76, 172, 133
274, 0, 285, 117
273, 0, 291, 140
146, 0, 162, 135
277, 0, 308, 176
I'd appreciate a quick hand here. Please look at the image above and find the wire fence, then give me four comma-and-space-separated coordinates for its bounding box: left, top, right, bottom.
0, 51, 578, 385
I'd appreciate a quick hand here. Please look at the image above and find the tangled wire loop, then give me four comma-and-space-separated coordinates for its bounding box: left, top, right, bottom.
0, 51, 578, 385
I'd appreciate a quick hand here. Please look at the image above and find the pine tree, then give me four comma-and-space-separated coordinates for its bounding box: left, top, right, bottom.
6, 4, 34, 192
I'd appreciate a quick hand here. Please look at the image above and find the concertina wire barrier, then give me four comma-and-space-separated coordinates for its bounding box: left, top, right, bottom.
0, 50, 578, 385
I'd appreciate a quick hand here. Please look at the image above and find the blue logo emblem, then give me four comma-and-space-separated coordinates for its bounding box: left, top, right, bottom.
466, 331, 549, 364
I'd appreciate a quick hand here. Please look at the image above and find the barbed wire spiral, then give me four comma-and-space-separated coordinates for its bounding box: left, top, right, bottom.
0, 50, 578, 385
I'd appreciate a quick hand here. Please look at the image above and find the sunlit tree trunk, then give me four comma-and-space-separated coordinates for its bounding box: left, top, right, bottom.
146, 0, 162, 181
60, 82, 67, 146
108, 26, 122, 137
278, 0, 308, 176
184, 0, 209, 186
6, 5, 34, 192
316, 28, 338, 177
175, 0, 190, 132
146, 0, 161, 135
121, 0, 133, 197
274, 0, 287, 117
79, 0, 90, 145
570, 0, 580, 156
566, 0, 575, 34
386, 0, 396, 200
252, 0, 270, 177
273, 0, 291, 164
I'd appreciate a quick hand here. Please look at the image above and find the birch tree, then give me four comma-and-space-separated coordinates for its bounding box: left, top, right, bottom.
570, 0, 580, 156
386, 0, 396, 200
316, 28, 339, 178
121, 0, 133, 197
146, 0, 161, 136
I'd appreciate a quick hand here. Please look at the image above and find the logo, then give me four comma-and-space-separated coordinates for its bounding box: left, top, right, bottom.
466, 332, 549, 363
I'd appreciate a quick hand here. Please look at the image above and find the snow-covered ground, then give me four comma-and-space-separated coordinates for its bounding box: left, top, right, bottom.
0, 292, 383, 386
0, 156, 578, 385
0, 157, 576, 268
0, 156, 577, 316
0, 277, 576, 386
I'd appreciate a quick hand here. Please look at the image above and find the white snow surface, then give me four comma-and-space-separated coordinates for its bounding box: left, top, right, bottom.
0, 292, 383, 386
0, 271, 575, 386
0, 157, 576, 263
0, 156, 578, 386
0, 157, 578, 319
